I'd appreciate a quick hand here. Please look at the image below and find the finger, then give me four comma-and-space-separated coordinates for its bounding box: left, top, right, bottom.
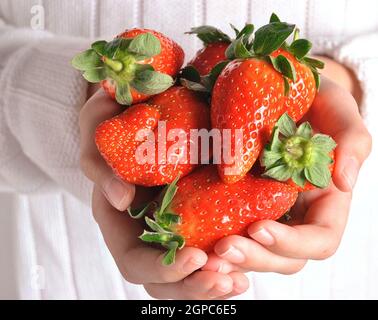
212, 235, 307, 275
92, 187, 208, 284
221, 272, 250, 300
309, 78, 372, 192
247, 185, 352, 260
144, 271, 234, 300
80, 90, 134, 210
202, 253, 236, 274
333, 128, 372, 192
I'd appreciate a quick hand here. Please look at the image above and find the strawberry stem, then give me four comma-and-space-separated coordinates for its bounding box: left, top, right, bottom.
103, 57, 123, 72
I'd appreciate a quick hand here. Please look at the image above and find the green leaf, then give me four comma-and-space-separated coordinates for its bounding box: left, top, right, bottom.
283, 77, 290, 96
304, 57, 325, 69
158, 177, 179, 217
134, 64, 154, 73
115, 82, 133, 105
139, 231, 169, 243
180, 65, 201, 83
263, 164, 293, 182
162, 242, 179, 265
230, 24, 240, 37
296, 122, 312, 139
165, 234, 185, 249
105, 38, 132, 59
290, 39, 312, 59
269, 55, 297, 82
225, 40, 237, 59
313, 151, 334, 166
209, 60, 229, 79
291, 170, 306, 188
304, 164, 331, 188
128, 33, 161, 58
82, 68, 107, 83
311, 134, 337, 153
270, 127, 283, 151
312, 70, 320, 90
237, 24, 254, 40
187, 25, 231, 45
277, 113, 296, 137
91, 40, 107, 56
72, 49, 103, 71
262, 149, 283, 168
233, 36, 253, 59
127, 202, 154, 219
269, 13, 281, 23
200, 60, 229, 91
180, 78, 209, 93
159, 213, 181, 228
253, 22, 295, 56
132, 70, 174, 95
145, 217, 168, 233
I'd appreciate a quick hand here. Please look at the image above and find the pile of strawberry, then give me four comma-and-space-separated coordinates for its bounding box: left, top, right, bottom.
73, 13, 336, 265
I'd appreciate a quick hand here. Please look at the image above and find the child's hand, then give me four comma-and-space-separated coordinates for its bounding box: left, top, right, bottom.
203, 77, 372, 275
79, 89, 250, 299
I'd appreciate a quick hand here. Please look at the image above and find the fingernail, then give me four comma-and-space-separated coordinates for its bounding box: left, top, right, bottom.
183, 258, 206, 273
102, 177, 129, 210
218, 246, 245, 263
208, 284, 232, 299
342, 157, 360, 190
250, 228, 275, 246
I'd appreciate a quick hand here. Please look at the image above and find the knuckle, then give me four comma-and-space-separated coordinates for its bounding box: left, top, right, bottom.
317, 235, 340, 260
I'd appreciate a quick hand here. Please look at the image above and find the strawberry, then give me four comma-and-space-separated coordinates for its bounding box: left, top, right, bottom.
95, 87, 210, 186
131, 165, 298, 265
181, 24, 254, 92
185, 25, 232, 76
261, 113, 337, 191
72, 28, 184, 105
188, 41, 230, 76
210, 14, 324, 184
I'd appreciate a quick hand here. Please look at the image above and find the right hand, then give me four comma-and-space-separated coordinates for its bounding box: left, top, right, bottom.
79, 88, 250, 299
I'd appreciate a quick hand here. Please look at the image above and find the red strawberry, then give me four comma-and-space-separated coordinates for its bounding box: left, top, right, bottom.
188, 42, 229, 76
133, 165, 298, 265
72, 28, 184, 105
261, 113, 337, 191
95, 87, 210, 186
210, 15, 324, 184
271, 48, 317, 122
185, 26, 231, 76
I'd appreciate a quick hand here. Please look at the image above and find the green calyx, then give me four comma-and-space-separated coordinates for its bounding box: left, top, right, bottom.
184, 13, 324, 96
71, 33, 174, 105
127, 177, 184, 265
261, 113, 337, 189
186, 25, 232, 45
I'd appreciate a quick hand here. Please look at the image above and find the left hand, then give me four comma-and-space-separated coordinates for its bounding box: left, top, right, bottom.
203, 76, 372, 275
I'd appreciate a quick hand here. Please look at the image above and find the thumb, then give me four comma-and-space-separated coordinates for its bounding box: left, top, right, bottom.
333, 127, 372, 192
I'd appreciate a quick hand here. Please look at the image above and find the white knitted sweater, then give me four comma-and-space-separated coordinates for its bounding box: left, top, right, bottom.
0, 0, 377, 299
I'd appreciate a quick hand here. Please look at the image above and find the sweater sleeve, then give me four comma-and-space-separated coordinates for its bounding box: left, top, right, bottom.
327, 32, 378, 134
0, 19, 93, 204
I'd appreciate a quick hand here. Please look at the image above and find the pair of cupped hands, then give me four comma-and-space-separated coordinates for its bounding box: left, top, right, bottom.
80, 57, 371, 299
